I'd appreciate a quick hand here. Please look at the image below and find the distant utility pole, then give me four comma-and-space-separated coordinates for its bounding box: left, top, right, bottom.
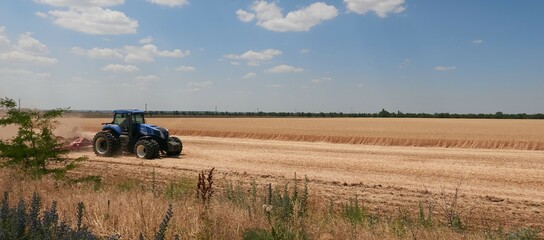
18, 98, 21, 110
145, 103, 147, 112
215, 106, 217, 113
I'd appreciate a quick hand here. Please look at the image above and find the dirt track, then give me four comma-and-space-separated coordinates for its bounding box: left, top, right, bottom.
71, 134, 544, 229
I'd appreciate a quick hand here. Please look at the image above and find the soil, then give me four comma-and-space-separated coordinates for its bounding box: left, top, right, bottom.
69, 134, 544, 230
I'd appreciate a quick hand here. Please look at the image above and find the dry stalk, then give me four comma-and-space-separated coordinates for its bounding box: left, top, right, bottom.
197, 167, 215, 206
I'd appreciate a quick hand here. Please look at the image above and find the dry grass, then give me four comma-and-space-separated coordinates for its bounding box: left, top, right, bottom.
72, 117, 544, 150
0, 170, 265, 239
0, 168, 507, 240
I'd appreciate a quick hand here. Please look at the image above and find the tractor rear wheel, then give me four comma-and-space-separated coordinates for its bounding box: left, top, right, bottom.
134, 139, 160, 159
166, 136, 183, 156
93, 131, 120, 157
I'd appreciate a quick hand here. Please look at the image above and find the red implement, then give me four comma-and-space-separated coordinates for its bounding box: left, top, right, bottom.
60, 137, 92, 151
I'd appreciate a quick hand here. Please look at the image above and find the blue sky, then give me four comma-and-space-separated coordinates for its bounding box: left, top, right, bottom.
0, 0, 543, 113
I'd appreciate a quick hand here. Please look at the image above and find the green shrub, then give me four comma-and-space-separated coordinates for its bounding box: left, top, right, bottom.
506, 228, 540, 240
418, 202, 433, 228
341, 195, 367, 225
485, 226, 541, 240
242, 228, 273, 240
224, 180, 248, 207
117, 179, 143, 192
0, 97, 71, 179
164, 178, 194, 200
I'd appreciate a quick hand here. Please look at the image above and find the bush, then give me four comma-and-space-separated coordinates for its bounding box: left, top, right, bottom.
0, 97, 72, 179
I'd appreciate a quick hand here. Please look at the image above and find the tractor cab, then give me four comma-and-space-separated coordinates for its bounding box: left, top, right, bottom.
112, 110, 145, 133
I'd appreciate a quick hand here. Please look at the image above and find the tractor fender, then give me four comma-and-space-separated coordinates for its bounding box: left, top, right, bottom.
102, 125, 122, 136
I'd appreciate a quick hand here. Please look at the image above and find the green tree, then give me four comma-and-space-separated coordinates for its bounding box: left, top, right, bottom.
0, 97, 73, 178
378, 108, 391, 117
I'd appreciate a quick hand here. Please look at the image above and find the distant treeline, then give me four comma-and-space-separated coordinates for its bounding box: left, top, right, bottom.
69, 109, 544, 119
5, 107, 542, 120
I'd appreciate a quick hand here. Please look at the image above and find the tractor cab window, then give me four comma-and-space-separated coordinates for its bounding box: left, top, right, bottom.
113, 113, 144, 132
132, 114, 145, 124
114, 114, 130, 132
113, 114, 127, 125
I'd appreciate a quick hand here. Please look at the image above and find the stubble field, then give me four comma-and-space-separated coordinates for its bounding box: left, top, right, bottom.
65, 117, 544, 230
76, 117, 544, 150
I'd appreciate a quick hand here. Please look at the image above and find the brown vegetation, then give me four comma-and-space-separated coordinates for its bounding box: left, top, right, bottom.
75, 117, 544, 150
2, 167, 529, 240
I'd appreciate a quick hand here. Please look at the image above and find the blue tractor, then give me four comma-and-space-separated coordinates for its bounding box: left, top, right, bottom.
92, 109, 182, 159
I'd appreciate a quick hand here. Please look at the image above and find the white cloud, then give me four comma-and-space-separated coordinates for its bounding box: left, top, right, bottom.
147, 0, 188, 7
398, 58, 410, 68
36, 0, 137, 35
186, 81, 213, 92
139, 36, 154, 44
242, 72, 257, 79
135, 75, 160, 81
71, 47, 123, 59
187, 81, 212, 88
0, 28, 58, 66
266, 64, 304, 73
434, 66, 456, 71
90, 48, 123, 58
344, 0, 405, 17
268, 84, 282, 88
0, 27, 12, 49
102, 64, 139, 73
156, 48, 187, 57
35, 12, 48, 18
0, 51, 58, 65
124, 44, 189, 63
299, 48, 310, 54
0, 68, 51, 79
224, 48, 282, 66
176, 65, 196, 72
35, 0, 125, 8
236, 9, 255, 22
311, 76, 333, 83
238, 1, 338, 32
357, 83, 364, 87
17, 32, 49, 55
230, 61, 240, 66
472, 39, 483, 44
70, 47, 86, 55
73, 44, 189, 62
46, 7, 138, 35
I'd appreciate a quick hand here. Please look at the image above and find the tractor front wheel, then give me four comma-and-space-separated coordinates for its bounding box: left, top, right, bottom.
93, 131, 120, 157
166, 136, 183, 156
134, 139, 160, 159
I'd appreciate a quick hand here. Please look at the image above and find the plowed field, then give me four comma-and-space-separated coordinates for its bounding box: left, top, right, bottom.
62, 117, 544, 228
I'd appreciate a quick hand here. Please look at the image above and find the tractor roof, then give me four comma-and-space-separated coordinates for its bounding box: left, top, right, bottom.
113, 109, 145, 114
